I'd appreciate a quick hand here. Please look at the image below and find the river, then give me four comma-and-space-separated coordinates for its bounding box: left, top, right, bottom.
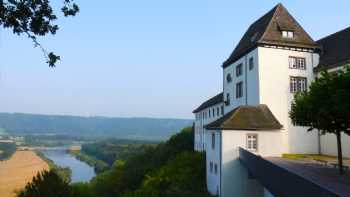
41, 149, 96, 183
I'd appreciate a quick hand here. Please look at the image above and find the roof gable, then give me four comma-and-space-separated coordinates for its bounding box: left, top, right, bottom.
193, 93, 223, 113
223, 4, 318, 68
205, 105, 283, 130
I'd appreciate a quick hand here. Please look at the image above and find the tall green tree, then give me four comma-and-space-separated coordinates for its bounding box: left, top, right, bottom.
125, 152, 212, 197
290, 66, 350, 174
0, 0, 79, 67
17, 170, 73, 197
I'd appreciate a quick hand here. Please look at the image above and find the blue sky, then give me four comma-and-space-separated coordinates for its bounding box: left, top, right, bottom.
0, 0, 349, 119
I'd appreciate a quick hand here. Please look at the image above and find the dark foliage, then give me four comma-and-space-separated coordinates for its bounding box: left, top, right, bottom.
81, 139, 157, 166
290, 66, 350, 174
0, 0, 79, 66
126, 152, 211, 197
17, 126, 211, 197
17, 170, 72, 197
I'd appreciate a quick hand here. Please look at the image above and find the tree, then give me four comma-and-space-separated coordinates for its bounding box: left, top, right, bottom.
125, 152, 212, 197
17, 170, 73, 197
1, 0, 79, 67
290, 66, 350, 175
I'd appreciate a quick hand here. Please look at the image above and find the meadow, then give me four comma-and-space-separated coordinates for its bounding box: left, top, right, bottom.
0, 151, 49, 197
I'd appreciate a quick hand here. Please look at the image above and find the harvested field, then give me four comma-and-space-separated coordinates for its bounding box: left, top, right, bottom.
0, 151, 49, 197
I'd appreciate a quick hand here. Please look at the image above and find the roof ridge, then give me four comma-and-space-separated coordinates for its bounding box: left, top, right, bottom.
317, 26, 350, 42
258, 4, 281, 43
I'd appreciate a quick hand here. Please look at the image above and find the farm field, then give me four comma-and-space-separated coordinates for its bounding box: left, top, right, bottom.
0, 151, 49, 197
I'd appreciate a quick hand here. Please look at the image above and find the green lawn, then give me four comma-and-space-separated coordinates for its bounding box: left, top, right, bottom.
282, 154, 344, 162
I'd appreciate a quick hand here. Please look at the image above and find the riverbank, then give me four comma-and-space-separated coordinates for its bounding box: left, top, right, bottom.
35, 151, 72, 182
41, 149, 96, 183
0, 151, 49, 197
69, 151, 109, 173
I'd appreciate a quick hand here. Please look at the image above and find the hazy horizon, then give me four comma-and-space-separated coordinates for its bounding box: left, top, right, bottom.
1, 0, 349, 119
0, 111, 193, 120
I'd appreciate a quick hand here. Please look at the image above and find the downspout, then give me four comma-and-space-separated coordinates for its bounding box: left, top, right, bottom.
311, 52, 321, 154
245, 55, 248, 105
219, 131, 222, 197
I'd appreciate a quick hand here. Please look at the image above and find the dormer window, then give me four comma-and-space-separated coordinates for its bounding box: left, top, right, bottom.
282, 30, 294, 38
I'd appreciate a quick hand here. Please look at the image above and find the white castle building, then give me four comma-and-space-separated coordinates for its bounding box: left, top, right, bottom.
193, 4, 350, 197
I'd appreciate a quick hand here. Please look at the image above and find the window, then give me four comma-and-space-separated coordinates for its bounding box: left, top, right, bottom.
289, 57, 306, 70
217, 107, 219, 117
210, 162, 213, 173
221, 106, 224, 115
290, 77, 307, 93
282, 31, 294, 38
214, 164, 218, 174
211, 133, 215, 150
226, 73, 232, 83
209, 110, 211, 118
212, 108, 215, 118
225, 93, 230, 106
236, 64, 243, 77
236, 81, 243, 98
247, 134, 258, 152
249, 57, 254, 70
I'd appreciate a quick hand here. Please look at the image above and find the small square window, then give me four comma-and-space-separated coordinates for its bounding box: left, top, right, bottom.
247, 134, 258, 152
288, 31, 294, 38
282, 31, 294, 38
289, 57, 306, 70
290, 77, 307, 93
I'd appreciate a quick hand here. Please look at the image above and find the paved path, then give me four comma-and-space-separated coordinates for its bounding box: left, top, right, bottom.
267, 157, 350, 197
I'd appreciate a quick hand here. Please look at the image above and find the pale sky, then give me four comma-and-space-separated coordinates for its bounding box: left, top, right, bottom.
0, 0, 349, 119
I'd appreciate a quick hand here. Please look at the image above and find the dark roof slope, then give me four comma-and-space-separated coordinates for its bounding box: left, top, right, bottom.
205, 105, 283, 130
223, 3, 318, 68
315, 26, 350, 71
193, 93, 223, 113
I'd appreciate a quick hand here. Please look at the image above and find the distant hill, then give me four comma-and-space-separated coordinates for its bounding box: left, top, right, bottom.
0, 113, 193, 140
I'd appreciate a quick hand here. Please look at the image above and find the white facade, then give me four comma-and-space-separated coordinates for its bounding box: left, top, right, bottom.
258, 46, 320, 154
223, 48, 260, 113
192, 4, 350, 197
220, 130, 283, 197
194, 102, 224, 151
222, 46, 320, 154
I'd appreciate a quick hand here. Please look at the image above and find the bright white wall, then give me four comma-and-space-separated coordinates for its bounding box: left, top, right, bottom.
258, 46, 319, 154
321, 133, 350, 158
206, 130, 221, 196
220, 130, 283, 197
194, 102, 224, 152
223, 48, 259, 113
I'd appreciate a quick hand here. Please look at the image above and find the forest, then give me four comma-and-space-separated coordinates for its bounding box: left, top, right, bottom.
0, 113, 192, 140
17, 127, 214, 197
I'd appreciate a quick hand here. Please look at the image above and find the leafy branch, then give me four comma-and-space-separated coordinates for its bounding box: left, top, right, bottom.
0, 0, 79, 67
